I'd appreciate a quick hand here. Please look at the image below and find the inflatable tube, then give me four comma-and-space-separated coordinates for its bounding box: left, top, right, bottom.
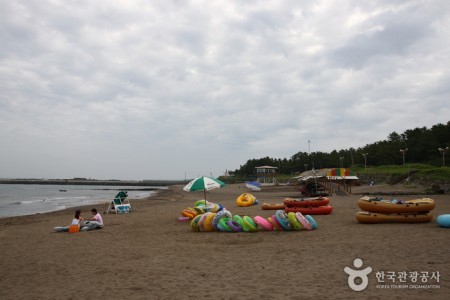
198, 213, 210, 232
253, 216, 274, 231
227, 219, 243, 232
436, 214, 450, 228
243, 216, 258, 231
181, 208, 197, 219
178, 216, 191, 222
268, 216, 282, 231
285, 205, 333, 215
261, 203, 286, 210
217, 217, 232, 232
203, 212, 216, 232
283, 197, 330, 207
193, 207, 206, 214
287, 212, 303, 230
305, 215, 318, 229
358, 196, 435, 213
194, 200, 211, 207
275, 210, 292, 231
236, 193, 257, 207
212, 209, 232, 231
295, 212, 313, 231
190, 214, 203, 232
356, 211, 433, 224
233, 215, 246, 231
194, 200, 220, 213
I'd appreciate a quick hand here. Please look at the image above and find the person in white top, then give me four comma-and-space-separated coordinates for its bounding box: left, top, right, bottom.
71, 210, 83, 226
81, 208, 103, 231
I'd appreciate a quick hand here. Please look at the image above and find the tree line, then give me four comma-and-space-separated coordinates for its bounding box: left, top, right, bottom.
232, 121, 450, 177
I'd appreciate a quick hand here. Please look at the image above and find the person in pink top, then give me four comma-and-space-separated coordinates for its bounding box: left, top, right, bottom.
81, 208, 103, 231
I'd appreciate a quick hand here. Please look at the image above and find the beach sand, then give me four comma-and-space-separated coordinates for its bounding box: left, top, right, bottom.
0, 183, 449, 299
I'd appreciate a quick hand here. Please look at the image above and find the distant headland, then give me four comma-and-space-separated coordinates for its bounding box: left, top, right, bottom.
0, 178, 190, 186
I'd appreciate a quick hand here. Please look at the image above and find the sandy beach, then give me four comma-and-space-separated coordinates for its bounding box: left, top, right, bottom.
0, 183, 449, 300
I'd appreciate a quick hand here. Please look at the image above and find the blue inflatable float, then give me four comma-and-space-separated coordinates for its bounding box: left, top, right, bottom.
436, 214, 450, 228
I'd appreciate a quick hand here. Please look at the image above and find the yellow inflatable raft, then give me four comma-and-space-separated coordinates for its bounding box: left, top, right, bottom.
236, 193, 257, 207
358, 196, 435, 213
356, 211, 433, 224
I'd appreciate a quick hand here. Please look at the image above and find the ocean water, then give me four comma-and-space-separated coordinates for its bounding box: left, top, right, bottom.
0, 184, 166, 218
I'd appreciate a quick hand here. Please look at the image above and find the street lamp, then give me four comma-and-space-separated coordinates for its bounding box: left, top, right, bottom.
362, 153, 368, 172
400, 148, 408, 165
339, 156, 344, 168
438, 147, 449, 166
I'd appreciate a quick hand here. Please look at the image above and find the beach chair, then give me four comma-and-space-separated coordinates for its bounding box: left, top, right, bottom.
106, 191, 132, 214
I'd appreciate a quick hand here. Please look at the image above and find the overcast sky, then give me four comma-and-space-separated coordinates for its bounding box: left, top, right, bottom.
1, 1, 449, 180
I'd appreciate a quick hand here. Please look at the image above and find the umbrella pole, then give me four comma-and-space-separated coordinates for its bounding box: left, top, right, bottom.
203, 188, 207, 206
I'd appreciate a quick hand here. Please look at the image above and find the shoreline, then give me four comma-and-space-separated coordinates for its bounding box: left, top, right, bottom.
0, 183, 448, 299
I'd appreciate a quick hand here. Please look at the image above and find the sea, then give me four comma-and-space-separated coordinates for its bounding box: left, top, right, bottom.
0, 184, 166, 218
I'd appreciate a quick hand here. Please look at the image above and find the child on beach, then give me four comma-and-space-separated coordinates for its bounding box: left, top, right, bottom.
53, 210, 83, 232
71, 210, 83, 226
80, 208, 103, 231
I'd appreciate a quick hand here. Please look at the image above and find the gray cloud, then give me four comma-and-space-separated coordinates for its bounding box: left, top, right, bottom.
1, 0, 449, 180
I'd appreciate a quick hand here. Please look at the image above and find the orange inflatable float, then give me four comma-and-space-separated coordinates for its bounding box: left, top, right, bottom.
283, 197, 330, 207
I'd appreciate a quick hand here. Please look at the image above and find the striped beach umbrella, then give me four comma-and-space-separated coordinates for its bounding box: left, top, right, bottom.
183, 176, 226, 204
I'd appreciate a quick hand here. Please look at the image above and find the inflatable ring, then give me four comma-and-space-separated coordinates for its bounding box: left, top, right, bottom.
217, 217, 232, 232
198, 213, 211, 232
181, 209, 197, 219
178, 216, 191, 222
287, 212, 303, 230
233, 215, 246, 231
203, 212, 216, 232
295, 212, 313, 231
243, 216, 258, 231
268, 215, 283, 230
190, 214, 203, 232
213, 209, 232, 231
236, 193, 256, 207
193, 207, 206, 214
306, 215, 318, 229
227, 219, 243, 232
194, 200, 211, 207
253, 216, 274, 231
275, 210, 292, 231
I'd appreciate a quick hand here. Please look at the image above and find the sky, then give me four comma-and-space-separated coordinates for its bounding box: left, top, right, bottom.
1, 0, 450, 180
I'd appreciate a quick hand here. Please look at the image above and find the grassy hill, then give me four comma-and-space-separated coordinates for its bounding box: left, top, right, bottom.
352, 164, 450, 182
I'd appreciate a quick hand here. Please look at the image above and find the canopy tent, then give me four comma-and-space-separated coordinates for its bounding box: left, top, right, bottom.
295, 168, 358, 181
326, 168, 359, 180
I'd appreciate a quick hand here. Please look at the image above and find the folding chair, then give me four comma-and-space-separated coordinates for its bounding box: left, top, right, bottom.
106, 191, 132, 214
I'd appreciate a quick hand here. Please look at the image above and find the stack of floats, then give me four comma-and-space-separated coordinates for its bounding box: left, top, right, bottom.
356, 196, 436, 223
180, 201, 318, 232
282, 196, 333, 215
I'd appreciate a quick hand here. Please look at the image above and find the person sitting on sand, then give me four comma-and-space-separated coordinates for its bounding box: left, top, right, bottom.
72, 210, 84, 226
53, 210, 83, 232
80, 208, 103, 231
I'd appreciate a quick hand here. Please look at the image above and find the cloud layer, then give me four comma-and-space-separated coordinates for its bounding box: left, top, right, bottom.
1, 0, 449, 180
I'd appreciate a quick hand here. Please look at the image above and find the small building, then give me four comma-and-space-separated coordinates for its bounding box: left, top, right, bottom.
255, 166, 278, 184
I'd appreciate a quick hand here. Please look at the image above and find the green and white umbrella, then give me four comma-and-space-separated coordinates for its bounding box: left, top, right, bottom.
183, 176, 226, 204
